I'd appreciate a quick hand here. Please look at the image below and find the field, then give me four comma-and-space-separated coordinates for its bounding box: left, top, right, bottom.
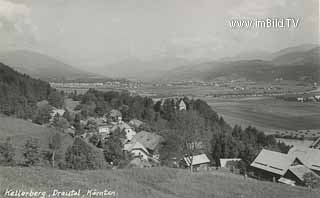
206, 97, 320, 134
0, 166, 318, 198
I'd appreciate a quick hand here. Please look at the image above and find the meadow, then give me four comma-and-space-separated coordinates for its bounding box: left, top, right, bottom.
0, 166, 318, 198
206, 97, 320, 134
0, 115, 74, 165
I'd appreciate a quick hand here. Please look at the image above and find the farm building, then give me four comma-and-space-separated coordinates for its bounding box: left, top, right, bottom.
182, 154, 210, 171
251, 148, 320, 186
288, 147, 320, 175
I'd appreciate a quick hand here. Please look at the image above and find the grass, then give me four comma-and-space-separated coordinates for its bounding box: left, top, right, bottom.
206, 97, 320, 132
0, 166, 318, 198
0, 115, 74, 165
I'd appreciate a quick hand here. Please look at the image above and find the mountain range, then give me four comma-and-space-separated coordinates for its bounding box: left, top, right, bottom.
0, 50, 102, 82
161, 44, 320, 83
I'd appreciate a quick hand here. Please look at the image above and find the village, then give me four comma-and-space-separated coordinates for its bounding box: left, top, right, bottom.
47, 95, 320, 188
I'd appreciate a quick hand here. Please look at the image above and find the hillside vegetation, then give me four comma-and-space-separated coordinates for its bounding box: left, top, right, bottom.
0, 62, 64, 119
0, 166, 318, 198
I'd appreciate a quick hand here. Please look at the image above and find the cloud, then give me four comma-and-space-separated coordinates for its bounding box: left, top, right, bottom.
0, 0, 30, 19
0, 0, 38, 47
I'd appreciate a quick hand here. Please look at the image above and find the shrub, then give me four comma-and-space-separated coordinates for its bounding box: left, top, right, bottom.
23, 138, 41, 166
65, 138, 106, 170
303, 172, 320, 189
0, 137, 15, 166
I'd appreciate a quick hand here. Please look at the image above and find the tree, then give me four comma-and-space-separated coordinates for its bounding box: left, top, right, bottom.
102, 129, 127, 166
48, 91, 64, 108
49, 133, 61, 168
304, 172, 320, 189
51, 114, 70, 131
169, 111, 209, 172
65, 138, 106, 170
33, 104, 52, 125
0, 137, 15, 166
23, 138, 41, 166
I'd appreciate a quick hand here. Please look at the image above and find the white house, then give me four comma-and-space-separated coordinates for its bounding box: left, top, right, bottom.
118, 123, 136, 141
183, 154, 210, 171
124, 142, 150, 161
178, 100, 187, 111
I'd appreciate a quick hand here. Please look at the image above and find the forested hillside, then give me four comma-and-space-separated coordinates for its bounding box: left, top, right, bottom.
0, 62, 62, 119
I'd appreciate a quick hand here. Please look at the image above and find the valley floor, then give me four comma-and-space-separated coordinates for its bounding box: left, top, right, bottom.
0, 166, 318, 198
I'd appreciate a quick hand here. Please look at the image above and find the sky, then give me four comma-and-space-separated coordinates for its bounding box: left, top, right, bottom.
0, 0, 319, 69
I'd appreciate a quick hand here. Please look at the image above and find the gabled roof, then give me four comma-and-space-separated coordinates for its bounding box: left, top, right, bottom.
124, 142, 149, 154
130, 131, 164, 151
251, 149, 292, 176
288, 165, 315, 181
184, 154, 210, 166
288, 147, 320, 172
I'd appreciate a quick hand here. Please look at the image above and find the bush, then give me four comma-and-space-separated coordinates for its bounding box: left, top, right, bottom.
303, 172, 320, 189
23, 138, 41, 166
0, 137, 15, 166
65, 138, 106, 170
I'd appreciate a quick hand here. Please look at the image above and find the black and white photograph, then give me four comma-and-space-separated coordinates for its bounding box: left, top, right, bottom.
0, 0, 319, 197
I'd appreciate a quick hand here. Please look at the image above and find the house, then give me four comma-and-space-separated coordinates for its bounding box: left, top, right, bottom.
251, 149, 291, 179
297, 97, 304, 102
178, 99, 187, 111
124, 142, 150, 161
288, 147, 320, 175
281, 165, 317, 186
130, 131, 164, 153
183, 154, 210, 171
51, 109, 65, 117
107, 109, 122, 123
251, 148, 320, 186
310, 137, 320, 149
98, 125, 110, 133
118, 123, 136, 141
220, 158, 241, 168
50, 108, 65, 121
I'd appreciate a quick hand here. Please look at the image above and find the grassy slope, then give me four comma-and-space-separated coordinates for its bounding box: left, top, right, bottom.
0, 166, 318, 198
0, 115, 74, 165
